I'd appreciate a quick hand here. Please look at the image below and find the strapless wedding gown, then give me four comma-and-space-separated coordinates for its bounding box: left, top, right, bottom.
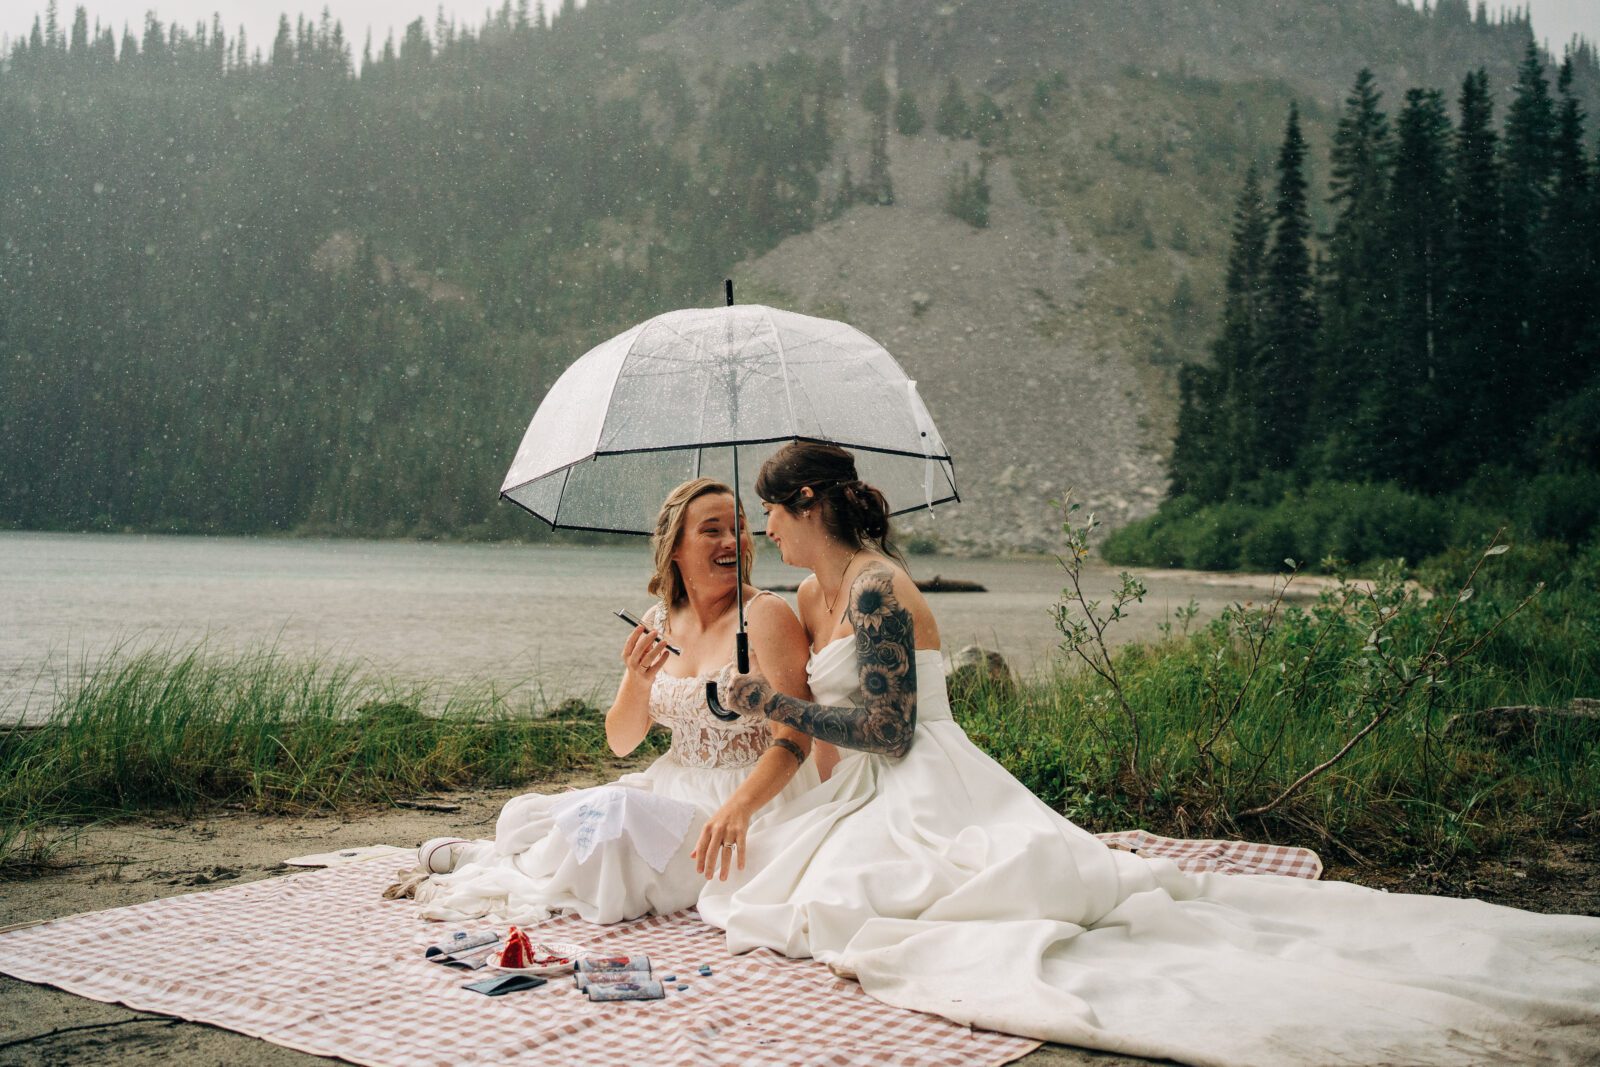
414, 617, 820, 926
697, 638, 1600, 1066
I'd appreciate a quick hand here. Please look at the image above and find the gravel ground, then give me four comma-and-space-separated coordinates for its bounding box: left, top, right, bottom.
743, 126, 1170, 554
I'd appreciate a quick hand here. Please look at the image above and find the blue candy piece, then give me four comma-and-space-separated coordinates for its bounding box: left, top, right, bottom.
676, 983, 689, 991
662, 974, 677, 982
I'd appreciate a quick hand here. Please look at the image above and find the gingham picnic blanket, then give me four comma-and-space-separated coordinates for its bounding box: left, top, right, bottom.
1095, 828, 1324, 880
0, 832, 1320, 1066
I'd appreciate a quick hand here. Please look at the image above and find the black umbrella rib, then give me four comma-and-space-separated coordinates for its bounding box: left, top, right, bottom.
497, 490, 962, 537
586, 437, 953, 460
501, 489, 960, 533
499, 440, 951, 492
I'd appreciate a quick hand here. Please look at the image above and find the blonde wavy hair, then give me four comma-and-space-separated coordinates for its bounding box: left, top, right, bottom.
647, 478, 754, 608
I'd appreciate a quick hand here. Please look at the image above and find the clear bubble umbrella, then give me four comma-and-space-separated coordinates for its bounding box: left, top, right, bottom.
499, 284, 959, 714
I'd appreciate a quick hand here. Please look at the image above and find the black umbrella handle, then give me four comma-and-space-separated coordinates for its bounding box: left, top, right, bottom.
706, 633, 750, 721
706, 681, 740, 721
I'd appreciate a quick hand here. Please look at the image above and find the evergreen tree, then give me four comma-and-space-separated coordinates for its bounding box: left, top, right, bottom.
271, 14, 293, 67
834, 160, 856, 215
1169, 165, 1270, 500
1541, 57, 1596, 397
141, 12, 166, 62
861, 71, 889, 118
864, 112, 894, 205
893, 87, 924, 135
1501, 39, 1557, 421
972, 92, 1005, 147
1385, 88, 1454, 489
1438, 69, 1505, 487
943, 158, 990, 227
1168, 364, 1226, 500
934, 77, 969, 138
1256, 103, 1318, 473
68, 5, 88, 58
1313, 69, 1393, 477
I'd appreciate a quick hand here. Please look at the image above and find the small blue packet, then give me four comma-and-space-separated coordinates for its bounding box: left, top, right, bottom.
463, 974, 547, 997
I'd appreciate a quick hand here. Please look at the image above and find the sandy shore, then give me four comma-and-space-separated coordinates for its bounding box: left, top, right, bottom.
2, 775, 1594, 1066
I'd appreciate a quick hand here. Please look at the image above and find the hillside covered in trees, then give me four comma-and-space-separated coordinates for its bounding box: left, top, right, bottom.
1109, 43, 1600, 570
2, 0, 1595, 548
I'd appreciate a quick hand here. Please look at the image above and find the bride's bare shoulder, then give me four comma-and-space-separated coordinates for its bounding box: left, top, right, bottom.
851, 559, 939, 645
747, 587, 804, 630
852, 557, 918, 599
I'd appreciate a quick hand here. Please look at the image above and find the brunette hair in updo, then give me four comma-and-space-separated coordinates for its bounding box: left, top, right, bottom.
756, 442, 906, 567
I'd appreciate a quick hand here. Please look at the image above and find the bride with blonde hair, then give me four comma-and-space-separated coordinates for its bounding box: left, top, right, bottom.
410, 477, 819, 925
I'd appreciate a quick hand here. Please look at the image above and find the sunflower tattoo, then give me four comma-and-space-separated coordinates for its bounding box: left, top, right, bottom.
726, 563, 918, 757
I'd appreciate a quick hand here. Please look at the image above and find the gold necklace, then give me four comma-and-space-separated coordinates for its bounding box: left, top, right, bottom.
822, 549, 861, 615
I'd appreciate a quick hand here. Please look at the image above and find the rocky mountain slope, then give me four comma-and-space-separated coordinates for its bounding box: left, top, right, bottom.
661, 0, 1596, 553
740, 135, 1163, 553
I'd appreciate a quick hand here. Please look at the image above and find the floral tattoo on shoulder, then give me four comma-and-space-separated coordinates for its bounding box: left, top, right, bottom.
726, 562, 918, 757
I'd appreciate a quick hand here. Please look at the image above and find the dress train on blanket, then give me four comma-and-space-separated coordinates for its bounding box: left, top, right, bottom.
697, 639, 1600, 1067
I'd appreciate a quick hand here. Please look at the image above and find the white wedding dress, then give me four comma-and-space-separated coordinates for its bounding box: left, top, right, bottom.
698, 637, 1600, 1066
415, 601, 821, 926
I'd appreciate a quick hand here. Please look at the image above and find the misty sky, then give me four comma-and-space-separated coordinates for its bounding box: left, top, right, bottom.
1, 0, 1598, 66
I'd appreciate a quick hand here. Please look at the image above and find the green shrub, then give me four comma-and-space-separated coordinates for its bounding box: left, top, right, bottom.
1105, 481, 1523, 572
1516, 470, 1600, 543
944, 160, 991, 228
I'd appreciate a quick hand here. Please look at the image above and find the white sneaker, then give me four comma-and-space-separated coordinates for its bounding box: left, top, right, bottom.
418, 837, 470, 874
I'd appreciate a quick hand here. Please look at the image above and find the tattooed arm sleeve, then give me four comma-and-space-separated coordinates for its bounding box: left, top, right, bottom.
727, 564, 918, 757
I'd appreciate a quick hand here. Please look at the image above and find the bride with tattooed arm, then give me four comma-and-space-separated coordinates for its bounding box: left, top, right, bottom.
699, 441, 1600, 1067
406, 477, 820, 926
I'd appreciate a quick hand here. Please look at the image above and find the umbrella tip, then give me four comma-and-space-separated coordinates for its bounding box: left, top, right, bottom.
724, 278, 734, 306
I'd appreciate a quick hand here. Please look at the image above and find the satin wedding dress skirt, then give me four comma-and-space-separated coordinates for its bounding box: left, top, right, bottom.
697, 637, 1600, 1066
415, 661, 820, 927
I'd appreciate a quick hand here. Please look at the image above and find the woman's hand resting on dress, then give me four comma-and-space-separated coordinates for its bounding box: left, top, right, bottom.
621, 623, 673, 683
692, 796, 753, 881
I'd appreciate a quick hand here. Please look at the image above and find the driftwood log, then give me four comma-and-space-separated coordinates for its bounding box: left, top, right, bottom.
1444, 698, 1600, 747
766, 575, 987, 594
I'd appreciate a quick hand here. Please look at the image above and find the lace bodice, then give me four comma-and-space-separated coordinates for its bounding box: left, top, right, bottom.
643, 602, 774, 769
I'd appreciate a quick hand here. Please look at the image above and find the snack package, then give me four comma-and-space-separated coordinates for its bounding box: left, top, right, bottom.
586, 979, 666, 1002
575, 971, 652, 990
575, 955, 651, 974
425, 930, 503, 970
424, 930, 499, 960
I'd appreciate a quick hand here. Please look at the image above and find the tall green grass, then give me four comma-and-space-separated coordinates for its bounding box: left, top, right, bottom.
0, 643, 662, 868
956, 534, 1600, 863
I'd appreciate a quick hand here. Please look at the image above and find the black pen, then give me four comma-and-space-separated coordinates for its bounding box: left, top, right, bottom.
614, 609, 682, 655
